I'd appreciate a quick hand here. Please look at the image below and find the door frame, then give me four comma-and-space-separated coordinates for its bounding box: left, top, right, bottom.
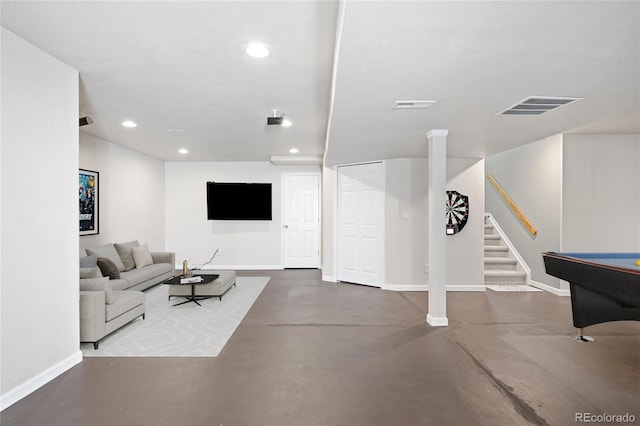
335, 161, 385, 287
281, 172, 322, 269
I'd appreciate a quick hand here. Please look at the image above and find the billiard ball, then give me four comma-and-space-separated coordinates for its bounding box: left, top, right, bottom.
636, 260, 640, 266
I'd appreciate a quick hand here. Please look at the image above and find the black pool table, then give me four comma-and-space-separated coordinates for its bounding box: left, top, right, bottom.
543, 252, 640, 341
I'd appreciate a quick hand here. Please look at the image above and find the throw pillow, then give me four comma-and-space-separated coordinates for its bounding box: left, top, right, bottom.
114, 241, 140, 271
80, 266, 103, 279
86, 243, 127, 272
79, 277, 117, 304
97, 257, 121, 280
132, 244, 154, 269
79, 255, 98, 268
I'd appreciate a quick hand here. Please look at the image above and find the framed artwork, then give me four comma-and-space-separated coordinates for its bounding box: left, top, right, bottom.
79, 169, 99, 235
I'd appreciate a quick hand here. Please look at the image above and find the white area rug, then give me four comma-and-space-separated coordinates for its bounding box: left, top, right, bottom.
486, 284, 542, 292
82, 276, 269, 357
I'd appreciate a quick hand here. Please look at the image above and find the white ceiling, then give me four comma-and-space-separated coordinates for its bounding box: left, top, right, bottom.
2, 1, 639, 166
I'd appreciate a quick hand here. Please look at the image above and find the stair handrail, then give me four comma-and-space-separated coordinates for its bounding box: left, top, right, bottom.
485, 213, 531, 285
486, 173, 537, 237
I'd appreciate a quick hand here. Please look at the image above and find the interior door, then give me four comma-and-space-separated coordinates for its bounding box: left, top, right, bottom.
337, 162, 383, 287
283, 173, 320, 268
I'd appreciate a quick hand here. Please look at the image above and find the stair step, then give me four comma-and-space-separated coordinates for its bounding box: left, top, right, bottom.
484, 246, 509, 257
484, 235, 501, 245
484, 257, 518, 270
484, 270, 526, 285
484, 224, 495, 235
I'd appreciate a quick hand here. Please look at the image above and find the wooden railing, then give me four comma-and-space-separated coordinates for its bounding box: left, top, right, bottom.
486, 173, 537, 237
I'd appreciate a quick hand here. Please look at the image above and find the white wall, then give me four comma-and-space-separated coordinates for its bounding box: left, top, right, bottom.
562, 134, 640, 252
486, 135, 564, 289
1, 29, 81, 409
384, 158, 428, 287
79, 133, 165, 252
321, 165, 336, 281
328, 157, 484, 290
165, 161, 321, 269
446, 158, 485, 289
486, 133, 640, 290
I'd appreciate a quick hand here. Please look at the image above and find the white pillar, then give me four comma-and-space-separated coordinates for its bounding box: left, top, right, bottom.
427, 130, 448, 326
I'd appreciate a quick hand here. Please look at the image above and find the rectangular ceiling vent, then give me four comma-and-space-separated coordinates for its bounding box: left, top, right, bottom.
499, 96, 583, 116
393, 100, 437, 110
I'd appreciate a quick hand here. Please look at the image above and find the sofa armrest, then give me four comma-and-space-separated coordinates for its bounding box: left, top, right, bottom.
151, 251, 175, 266
80, 290, 106, 341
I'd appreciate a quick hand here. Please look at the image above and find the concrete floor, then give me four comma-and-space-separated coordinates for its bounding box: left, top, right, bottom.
2, 269, 638, 426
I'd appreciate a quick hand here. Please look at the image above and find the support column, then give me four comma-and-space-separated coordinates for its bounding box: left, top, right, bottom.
427, 130, 448, 326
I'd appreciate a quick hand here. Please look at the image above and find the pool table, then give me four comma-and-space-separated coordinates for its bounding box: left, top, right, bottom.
543, 252, 640, 337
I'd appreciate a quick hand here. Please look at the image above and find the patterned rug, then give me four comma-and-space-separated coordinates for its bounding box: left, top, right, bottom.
81, 276, 269, 357
486, 284, 542, 292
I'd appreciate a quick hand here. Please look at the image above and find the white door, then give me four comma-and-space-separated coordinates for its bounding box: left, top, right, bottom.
337, 162, 384, 287
283, 173, 320, 268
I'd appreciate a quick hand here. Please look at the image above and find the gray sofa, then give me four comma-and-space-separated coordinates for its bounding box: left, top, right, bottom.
79, 241, 175, 349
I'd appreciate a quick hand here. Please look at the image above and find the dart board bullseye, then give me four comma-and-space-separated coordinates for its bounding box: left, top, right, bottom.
446, 191, 469, 235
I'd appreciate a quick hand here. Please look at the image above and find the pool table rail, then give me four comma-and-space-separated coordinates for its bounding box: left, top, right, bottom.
542, 251, 640, 331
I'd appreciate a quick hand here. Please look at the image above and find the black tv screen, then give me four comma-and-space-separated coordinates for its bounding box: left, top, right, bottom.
207, 182, 272, 220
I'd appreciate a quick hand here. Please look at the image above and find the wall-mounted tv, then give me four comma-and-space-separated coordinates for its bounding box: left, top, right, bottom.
207, 182, 272, 220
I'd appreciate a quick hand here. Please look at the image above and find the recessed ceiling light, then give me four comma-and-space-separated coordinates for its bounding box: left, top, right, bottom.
246, 42, 270, 58
178, 148, 189, 154
282, 119, 292, 127
289, 148, 299, 154
122, 120, 137, 128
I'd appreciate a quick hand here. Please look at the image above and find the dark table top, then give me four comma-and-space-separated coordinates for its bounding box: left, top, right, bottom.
163, 274, 219, 285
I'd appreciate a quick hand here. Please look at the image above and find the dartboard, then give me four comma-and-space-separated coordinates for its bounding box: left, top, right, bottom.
446, 190, 469, 235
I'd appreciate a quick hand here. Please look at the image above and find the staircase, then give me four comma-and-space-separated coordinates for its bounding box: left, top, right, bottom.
484, 215, 527, 286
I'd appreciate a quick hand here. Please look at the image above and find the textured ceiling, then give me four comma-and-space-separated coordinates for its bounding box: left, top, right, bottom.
2, 1, 638, 165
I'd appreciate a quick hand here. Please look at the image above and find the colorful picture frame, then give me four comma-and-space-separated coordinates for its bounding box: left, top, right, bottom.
79, 169, 99, 235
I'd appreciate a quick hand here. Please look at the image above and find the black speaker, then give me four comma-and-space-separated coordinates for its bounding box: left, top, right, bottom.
267, 116, 283, 125
79, 116, 93, 127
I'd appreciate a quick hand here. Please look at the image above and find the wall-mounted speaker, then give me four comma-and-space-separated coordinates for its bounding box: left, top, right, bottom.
267, 116, 284, 125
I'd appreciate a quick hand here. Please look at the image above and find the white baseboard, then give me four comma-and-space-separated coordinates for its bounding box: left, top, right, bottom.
446, 285, 486, 292
427, 314, 449, 326
183, 264, 284, 271
530, 280, 570, 296
382, 284, 486, 292
382, 283, 428, 291
1, 350, 82, 411
321, 275, 337, 283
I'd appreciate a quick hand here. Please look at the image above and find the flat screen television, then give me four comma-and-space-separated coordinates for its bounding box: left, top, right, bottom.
207, 182, 272, 220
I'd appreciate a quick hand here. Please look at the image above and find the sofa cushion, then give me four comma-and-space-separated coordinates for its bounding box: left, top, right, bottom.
106, 278, 129, 291
106, 290, 145, 322
114, 241, 140, 271
86, 243, 126, 272
120, 268, 153, 287
80, 277, 117, 304
79, 255, 98, 268
97, 257, 121, 280
80, 266, 103, 279
144, 263, 173, 277
132, 244, 154, 269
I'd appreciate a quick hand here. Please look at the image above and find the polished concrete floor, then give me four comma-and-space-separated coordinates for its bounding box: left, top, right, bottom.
2, 269, 638, 426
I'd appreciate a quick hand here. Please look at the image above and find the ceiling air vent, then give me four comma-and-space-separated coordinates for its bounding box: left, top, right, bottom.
393, 100, 437, 110
499, 96, 582, 116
